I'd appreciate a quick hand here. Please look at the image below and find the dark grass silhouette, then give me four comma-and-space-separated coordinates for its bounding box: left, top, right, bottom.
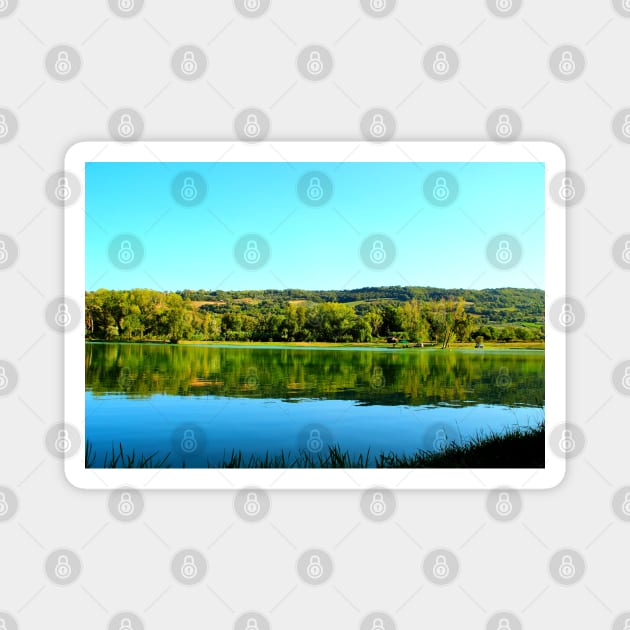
86, 423, 544, 469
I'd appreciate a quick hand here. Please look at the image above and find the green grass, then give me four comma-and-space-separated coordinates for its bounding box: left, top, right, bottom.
377, 423, 544, 468
176, 339, 544, 349
84, 441, 171, 469
85, 423, 544, 469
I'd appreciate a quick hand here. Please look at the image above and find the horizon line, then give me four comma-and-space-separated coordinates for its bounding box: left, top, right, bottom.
85, 284, 544, 293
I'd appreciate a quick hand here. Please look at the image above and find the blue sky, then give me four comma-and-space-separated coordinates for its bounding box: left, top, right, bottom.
85, 160, 545, 292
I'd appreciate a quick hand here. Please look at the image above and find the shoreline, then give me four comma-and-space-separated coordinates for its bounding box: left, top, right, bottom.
85, 423, 545, 469
85, 339, 545, 350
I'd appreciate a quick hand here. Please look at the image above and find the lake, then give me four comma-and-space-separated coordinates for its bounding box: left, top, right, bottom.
85, 342, 544, 468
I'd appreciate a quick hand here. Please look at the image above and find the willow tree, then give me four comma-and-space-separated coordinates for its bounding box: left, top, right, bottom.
431, 298, 469, 349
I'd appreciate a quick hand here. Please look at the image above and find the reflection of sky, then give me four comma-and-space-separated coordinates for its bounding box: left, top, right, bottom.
86, 161, 545, 292
86, 394, 544, 467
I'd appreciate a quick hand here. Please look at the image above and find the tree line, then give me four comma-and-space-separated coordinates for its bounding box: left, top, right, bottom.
85, 287, 544, 345
179, 286, 543, 324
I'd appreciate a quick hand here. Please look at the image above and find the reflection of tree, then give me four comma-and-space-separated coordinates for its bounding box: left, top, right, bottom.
86, 343, 544, 408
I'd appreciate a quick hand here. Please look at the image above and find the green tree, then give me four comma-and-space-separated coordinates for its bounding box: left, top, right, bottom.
352, 317, 372, 342
399, 299, 430, 342
364, 308, 384, 338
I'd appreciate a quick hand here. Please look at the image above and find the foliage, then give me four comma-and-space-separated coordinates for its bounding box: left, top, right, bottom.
85, 286, 544, 344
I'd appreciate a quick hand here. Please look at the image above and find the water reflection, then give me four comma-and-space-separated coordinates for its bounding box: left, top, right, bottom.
86, 342, 544, 408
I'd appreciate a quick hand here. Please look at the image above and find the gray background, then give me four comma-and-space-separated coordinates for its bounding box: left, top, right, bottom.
1, 0, 629, 628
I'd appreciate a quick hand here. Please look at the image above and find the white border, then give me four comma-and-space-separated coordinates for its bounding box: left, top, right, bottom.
64, 141, 565, 490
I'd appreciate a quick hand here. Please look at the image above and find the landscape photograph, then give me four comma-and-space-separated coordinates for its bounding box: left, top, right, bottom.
84, 160, 545, 469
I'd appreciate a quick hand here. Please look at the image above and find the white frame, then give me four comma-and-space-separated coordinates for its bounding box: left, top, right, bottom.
64, 141, 565, 490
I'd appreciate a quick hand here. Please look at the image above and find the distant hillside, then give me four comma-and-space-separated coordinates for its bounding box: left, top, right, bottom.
178, 286, 544, 325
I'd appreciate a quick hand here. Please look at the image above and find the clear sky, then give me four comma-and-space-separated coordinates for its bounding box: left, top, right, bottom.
85, 160, 545, 292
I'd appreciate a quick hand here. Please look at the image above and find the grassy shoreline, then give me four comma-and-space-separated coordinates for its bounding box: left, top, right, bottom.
86, 423, 544, 469
86, 339, 545, 350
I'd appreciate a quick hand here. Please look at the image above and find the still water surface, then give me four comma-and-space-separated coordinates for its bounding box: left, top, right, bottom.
85, 342, 544, 467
